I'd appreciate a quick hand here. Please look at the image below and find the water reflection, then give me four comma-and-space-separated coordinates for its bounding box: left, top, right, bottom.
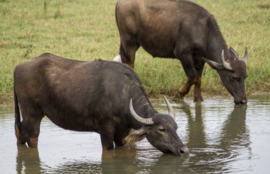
49, 161, 102, 174
178, 101, 251, 173
16, 145, 42, 174
216, 104, 251, 172
2, 97, 269, 173
219, 104, 250, 148
101, 144, 189, 174
181, 102, 207, 148
68, 102, 251, 173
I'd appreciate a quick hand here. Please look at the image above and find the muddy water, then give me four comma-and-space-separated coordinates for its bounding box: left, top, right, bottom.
1, 96, 270, 174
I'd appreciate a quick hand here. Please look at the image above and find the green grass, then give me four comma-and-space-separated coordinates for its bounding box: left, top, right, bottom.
0, 0, 270, 104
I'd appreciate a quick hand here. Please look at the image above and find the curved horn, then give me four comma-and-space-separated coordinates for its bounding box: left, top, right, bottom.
129, 99, 154, 125
229, 47, 239, 59
162, 94, 175, 119
221, 50, 233, 70
242, 47, 248, 65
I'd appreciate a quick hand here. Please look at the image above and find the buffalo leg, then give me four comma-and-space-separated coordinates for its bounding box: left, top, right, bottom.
193, 64, 204, 102
114, 128, 130, 146
176, 53, 197, 99
120, 36, 140, 69
99, 122, 116, 150
19, 106, 44, 148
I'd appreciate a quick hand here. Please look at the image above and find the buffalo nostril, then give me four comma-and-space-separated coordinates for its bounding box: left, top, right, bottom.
180, 146, 189, 156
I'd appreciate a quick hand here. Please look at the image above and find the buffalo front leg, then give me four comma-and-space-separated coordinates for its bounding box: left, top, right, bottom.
114, 128, 130, 146
193, 64, 205, 102
175, 53, 197, 100
99, 122, 116, 150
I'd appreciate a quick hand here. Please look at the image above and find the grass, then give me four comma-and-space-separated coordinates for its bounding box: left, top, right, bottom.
0, 0, 270, 104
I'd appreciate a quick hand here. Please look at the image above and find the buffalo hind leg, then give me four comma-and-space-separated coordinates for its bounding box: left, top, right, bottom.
19, 107, 44, 148
119, 36, 140, 69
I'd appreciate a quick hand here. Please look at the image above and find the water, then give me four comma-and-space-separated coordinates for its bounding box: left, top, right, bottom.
1, 96, 270, 174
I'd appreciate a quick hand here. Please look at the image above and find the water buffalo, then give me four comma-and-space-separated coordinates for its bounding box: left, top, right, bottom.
14, 53, 189, 156
115, 0, 248, 104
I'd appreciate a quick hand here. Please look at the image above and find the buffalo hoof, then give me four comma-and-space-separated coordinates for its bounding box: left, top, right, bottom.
194, 96, 204, 102
173, 91, 185, 101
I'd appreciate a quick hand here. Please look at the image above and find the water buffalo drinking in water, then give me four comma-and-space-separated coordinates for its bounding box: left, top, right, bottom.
114, 0, 248, 104
14, 53, 189, 156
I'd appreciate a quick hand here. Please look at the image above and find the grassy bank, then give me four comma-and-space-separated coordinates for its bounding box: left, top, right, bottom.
0, 0, 270, 104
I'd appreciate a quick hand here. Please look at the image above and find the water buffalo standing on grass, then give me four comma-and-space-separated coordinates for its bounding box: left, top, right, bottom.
115, 0, 248, 104
14, 53, 189, 156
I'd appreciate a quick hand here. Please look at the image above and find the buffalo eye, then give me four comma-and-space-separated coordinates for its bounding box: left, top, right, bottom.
158, 127, 166, 133
230, 75, 239, 82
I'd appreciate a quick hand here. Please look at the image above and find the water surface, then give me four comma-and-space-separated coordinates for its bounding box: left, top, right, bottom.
1, 96, 270, 173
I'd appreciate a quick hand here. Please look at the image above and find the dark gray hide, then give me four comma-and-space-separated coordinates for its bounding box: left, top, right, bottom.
115, 0, 248, 104
14, 53, 189, 156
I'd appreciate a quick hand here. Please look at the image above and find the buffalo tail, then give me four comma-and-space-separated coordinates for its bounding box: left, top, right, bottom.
14, 88, 21, 140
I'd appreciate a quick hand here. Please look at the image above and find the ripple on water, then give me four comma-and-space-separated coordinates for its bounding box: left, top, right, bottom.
1, 96, 270, 173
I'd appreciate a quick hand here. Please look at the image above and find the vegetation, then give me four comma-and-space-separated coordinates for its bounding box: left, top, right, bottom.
0, 0, 269, 104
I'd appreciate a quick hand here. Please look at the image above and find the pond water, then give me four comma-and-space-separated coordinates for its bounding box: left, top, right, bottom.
1, 96, 270, 174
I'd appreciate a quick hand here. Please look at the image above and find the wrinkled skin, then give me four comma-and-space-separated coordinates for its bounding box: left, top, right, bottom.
115, 0, 248, 104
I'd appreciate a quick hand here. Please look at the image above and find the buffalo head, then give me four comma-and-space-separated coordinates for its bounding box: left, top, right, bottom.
126, 95, 189, 156
203, 48, 248, 104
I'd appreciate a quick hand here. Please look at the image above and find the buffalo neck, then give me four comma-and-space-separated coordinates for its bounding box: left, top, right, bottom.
206, 18, 233, 64
129, 89, 157, 129
206, 34, 232, 64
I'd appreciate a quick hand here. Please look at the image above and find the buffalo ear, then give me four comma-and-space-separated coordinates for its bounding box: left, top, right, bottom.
202, 57, 223, 70
125, 127, 149, 143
